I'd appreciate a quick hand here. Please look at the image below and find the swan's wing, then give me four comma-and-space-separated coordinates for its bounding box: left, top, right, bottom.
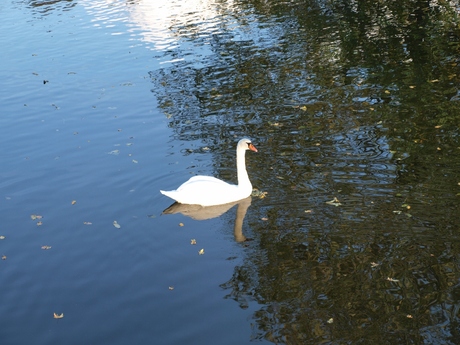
176, 176, 236, 193
161, 175, 242, 206
180, 175, 229, 188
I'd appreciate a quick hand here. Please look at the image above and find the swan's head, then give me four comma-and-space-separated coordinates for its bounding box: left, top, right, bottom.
238, 138, 258, 152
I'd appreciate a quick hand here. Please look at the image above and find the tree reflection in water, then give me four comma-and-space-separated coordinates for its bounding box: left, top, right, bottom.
147, 0, 460, 342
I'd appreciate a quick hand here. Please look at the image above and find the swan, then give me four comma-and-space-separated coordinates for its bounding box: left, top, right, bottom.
160, 138, 257, 206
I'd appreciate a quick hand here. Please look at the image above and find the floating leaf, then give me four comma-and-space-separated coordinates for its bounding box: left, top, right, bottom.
2, 255, 6, 260
325, 197, 342, 207
179, 223, 184, 227
190, 239, 196, 245
198, 249, 204, 255
83, 222, 92, 225
370, 262, 380, 267
41, 245, 52, 250
53, 313, 64, 319
31, 214, 43, 220
386, 277, 399, 282
304, 210, 312, 213
132, 159, 138, 164
261, 217, 268, 221
108, 150, 120, 155
113, 221, 121, 229
71, 200, 77, 205
0, 236, 5, 240
407, 314, 413, 319
37, 221, 43, 226
252, 188, 268, 199
327, 318, 334, 324
168, 286, 174, 290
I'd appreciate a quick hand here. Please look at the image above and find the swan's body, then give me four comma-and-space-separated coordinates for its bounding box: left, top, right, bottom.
160, 138, 257, 206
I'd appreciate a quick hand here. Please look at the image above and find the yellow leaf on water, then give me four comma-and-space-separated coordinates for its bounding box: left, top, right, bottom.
71, 200, 76, 205
190, 239, 196, 245
53, 313, 64, 319
113, 221, 121, 229
198, 249, 204, 255
179, 223, 184, 227
325, 197, 342, 207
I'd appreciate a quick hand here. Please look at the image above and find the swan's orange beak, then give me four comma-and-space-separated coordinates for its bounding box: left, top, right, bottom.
248, 143, 258, 152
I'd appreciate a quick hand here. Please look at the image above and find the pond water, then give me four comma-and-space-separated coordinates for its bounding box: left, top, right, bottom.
2, 0, 460, 344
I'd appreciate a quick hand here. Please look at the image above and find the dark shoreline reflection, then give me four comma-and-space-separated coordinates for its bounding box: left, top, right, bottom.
27, 0, 76, 14
162, 196, 252, 242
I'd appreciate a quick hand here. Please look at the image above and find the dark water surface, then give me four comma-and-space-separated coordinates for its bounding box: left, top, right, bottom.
2, 0, 460, 344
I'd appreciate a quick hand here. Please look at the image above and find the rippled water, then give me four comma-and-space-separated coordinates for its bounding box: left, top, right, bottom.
2, 0, 460, 344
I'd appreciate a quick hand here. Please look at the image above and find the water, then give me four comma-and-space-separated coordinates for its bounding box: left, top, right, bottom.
2, 0, 460, 344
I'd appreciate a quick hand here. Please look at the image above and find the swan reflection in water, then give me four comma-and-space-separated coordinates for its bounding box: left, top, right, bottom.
162, 196, 252, 242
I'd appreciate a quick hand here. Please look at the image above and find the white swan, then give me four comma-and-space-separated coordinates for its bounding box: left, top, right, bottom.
160, 138, 257, 206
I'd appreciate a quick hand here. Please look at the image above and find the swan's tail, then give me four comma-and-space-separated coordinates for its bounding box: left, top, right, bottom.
160, 190, 178, 201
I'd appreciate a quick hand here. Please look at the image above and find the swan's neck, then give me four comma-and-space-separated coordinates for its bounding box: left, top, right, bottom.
236, 148, 251, 189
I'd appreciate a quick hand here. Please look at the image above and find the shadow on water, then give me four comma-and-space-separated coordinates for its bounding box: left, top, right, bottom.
146, 0, 460, 343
